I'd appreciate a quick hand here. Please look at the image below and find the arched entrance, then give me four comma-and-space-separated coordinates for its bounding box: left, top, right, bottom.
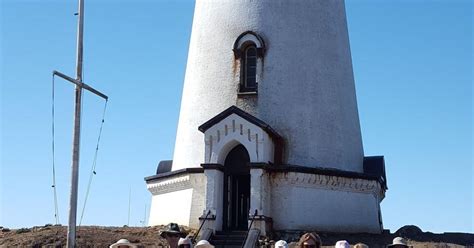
223, 144, 250, 230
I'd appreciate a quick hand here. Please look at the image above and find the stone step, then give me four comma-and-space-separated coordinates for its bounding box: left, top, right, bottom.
215, 245, 242, 248
210, 230, 248, 248
212, 237, 245, 241
210, 235, 246, 247
212, 238, 246, 243
211, 240, 244, 246
212, 235, 247, 240
215, 230, 247, 235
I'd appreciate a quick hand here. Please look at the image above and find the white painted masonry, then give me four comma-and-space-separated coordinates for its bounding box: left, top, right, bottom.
202, 169, 224, 231
269, 172, 383, 233
203, 113, 275, 164
172, 0, 364, 172
148, 189, 193, 226
147, 173, 206, 228
249, 168, 272, 233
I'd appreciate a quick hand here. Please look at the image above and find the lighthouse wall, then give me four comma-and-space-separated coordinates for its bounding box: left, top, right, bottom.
269, 172, 383, 233
172, 0, 364, 173
147, 172, 206, 228
256, 1, 364, 172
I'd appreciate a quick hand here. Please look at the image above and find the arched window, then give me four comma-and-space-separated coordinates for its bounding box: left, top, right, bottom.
233, 31, 265, 94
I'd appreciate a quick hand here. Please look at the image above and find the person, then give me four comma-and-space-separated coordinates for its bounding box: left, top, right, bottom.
387, 237, 408, 248
335, 240, 350, 248
354, 243, 369, 248
275, 240, 288, 248
109, 238, 137, 248
299, 232, 322, 248
160, 223, 184, 248
195, 240, 215, 248
178, 237, 193, 248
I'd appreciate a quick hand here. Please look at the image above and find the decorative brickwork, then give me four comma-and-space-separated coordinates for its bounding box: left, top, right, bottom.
147, 175, 191, 195
203, 113, 275, 164
271, 172, 384, 199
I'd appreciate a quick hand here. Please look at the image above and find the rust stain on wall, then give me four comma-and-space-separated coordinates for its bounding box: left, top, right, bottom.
232, 58, 240, 76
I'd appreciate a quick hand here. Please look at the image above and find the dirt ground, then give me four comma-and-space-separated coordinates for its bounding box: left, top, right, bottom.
0, 225, 473, 248
0, 225, 195, 248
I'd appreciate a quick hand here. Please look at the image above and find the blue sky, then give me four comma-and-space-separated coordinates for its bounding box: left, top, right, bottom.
1, 0, 472, 233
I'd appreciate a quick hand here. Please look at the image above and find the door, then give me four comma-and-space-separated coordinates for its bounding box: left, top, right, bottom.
223, 144, 250, 230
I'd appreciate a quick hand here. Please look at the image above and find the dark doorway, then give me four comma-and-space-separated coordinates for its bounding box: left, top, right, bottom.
223, 144, 250, 230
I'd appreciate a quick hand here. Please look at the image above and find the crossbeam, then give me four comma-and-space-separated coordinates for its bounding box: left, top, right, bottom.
53, 70, 108, 100
53, 68, 108, 248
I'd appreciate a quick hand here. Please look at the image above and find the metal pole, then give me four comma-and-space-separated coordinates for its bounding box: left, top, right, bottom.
75, 0, 84, 82
67, 0, 84, 246
144, 204, 147, 227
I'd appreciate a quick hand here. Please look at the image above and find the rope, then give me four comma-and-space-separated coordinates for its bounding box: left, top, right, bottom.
79, 99, 108, 226
127, 186, 131, 226
51, 73, 60, 225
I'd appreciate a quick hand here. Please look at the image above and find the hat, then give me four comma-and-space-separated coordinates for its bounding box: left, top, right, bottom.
335, 240, 350, 248
387, 237, 408, 248
354, 243, 369, 248
195, 240, 215, 248
275, 240, 288, 248
109, 239, 137, 248
299, 232, 322, 248
178, 237, 193, 248
160, 223, 183, 238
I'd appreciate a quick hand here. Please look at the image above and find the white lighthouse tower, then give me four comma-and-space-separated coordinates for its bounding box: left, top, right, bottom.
146, 0, 387, 235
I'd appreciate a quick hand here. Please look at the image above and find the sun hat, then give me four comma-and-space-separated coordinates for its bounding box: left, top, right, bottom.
109, 239, 137, 248
299, 232, 322, 248
335, 240, 350, 248
354, 243, 369, 248
178, 237, 193, 248
387, 237, 408, 248
160, 223, 184, 238
195, 240, 215, 248
275, 240, 288, 248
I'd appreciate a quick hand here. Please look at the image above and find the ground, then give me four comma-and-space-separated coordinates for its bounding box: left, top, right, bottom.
0, 225, 195, 248
0, 225, 472, 248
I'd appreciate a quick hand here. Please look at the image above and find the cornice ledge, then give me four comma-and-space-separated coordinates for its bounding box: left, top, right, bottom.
147, 175, 191, 195
273, 172, 382, 197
